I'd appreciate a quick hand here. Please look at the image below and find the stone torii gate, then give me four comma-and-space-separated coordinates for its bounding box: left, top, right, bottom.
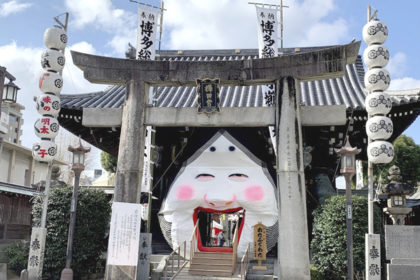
71, 41, 360, 280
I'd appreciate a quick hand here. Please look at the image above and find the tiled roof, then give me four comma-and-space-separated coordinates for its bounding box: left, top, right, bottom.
61, 47, 420, 111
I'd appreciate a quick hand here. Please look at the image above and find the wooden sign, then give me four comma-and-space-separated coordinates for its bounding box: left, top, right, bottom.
253, 222, 267, 270
196, 78, 220, 114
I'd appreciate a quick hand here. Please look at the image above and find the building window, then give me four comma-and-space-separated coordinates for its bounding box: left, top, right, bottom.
9, 115, 18, 122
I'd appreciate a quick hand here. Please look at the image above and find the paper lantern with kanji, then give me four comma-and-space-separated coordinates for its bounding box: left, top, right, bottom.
44, 26, 67, 50
32, 140, 58, 162
36, 94, 61, 117
362, 20, 388, 45
367, 140, 394, 164
41, 49, 65, 73
34, 117, 59, 139
363, 44, 389, 69
366, 116, 393, 140
39, 72, 63, 95
364, 68, 391, 92
365, 91, 392, 115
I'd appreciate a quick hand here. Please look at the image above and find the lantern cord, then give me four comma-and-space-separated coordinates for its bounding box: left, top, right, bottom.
142, 128, 195, 198
332, 108, 355, 189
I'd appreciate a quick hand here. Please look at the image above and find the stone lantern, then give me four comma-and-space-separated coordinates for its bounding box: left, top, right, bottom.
381, 165, 414, 225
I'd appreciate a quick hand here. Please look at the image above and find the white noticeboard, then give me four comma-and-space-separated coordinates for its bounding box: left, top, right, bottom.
366, 233, 381, 280
0, 111, 8, 134
107, 202, 143, 266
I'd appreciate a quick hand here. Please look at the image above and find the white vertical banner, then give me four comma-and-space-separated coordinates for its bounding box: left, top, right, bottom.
136, 6, 159, 60
137, 6, 159, 193
366, 233, 381, 280
107, 202, 143, 266
356, 160, 364, 190
141, 126, 153, 193
255, 5, 279, 154
256, 6, 278, 58
27, 227, 47, 280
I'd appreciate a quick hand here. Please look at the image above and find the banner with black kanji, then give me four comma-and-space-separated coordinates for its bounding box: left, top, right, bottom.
136, 6, 159, 60
256, 6, 278, 59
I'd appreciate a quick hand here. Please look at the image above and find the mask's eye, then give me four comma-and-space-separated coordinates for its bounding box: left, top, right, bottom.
228, 173, 249, 182
195, 174, 215, 181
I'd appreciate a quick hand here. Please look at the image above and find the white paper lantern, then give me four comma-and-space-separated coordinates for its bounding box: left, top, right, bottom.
365, 91, 392, 116
364, 68, 391, 92
363, 45, 389, 69
36, 94, 61, 117
32, 140, 58, 162
363, 20, 388, 45
368, 141, 394, 164
41, 49, 65, 73
366, 116, 393, 140
44, 26, 67, 50
39, 72, 63, 95
34, 117, 59, 139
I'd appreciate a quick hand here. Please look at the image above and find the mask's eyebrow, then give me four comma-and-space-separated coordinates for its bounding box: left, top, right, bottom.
195, 173, 215, 179
229, 173, 248, 178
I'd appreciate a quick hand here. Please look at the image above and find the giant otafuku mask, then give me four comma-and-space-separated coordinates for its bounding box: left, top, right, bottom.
159, 130, 278, 257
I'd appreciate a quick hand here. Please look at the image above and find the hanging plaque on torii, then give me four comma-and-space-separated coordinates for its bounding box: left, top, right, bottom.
196, 78, 220, 114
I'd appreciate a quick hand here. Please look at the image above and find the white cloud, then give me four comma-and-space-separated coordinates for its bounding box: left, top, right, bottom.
64, 0, 137, 56
163, 0, 349, 50
387, 52, 407, 78
0, 41, 105, 149
389, 77, 420, 90
0, 0, 32, 17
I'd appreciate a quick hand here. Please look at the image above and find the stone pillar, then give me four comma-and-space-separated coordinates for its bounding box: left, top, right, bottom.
105, 80, 147, 280
276, 77, 310, 280
7, 149, 16, 183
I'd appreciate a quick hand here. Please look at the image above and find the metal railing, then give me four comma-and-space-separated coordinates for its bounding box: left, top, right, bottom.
163, 241, 188, 280
231, 224, 239, 274
189, 220, 199, 264
240, 243, 250, 280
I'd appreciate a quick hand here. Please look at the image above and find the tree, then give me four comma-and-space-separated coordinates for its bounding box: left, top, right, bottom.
100, 151, 117, 173
32, 186, 111, 279
311, 195, 381, 280
387, 135, 420, 185
363, 135, 420, 187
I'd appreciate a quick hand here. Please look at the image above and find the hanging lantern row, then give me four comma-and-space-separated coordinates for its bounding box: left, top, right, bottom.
363, 18, 394, 164
33, 26, 67, 163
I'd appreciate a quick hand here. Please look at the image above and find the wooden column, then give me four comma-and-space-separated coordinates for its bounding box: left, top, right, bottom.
276, 77, 310, 279
105, 80, 147, 280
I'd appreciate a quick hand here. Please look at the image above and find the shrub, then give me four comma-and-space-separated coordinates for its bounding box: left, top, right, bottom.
311, 195, 380, 280
32, 186, 111, 279
3, 241, 29, 274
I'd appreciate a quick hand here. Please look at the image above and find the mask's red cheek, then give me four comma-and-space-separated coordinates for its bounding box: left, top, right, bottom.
244, 185, 264, 201
176, 185, 194, 200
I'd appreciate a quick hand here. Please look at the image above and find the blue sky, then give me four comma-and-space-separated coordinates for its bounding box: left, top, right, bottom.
0, 0, 419, 164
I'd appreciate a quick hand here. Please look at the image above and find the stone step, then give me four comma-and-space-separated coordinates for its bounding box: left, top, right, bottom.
190, 262, 233, 271
192, 258, 233, 265
189, 268, 234, 277
194, 252, 233, 259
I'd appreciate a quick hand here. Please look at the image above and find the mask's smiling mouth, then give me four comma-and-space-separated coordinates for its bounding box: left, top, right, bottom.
193, 207, 245, 252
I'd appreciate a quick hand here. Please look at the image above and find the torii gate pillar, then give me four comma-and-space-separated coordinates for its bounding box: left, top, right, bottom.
276, 77, 309, 279
71, 41, 360, 280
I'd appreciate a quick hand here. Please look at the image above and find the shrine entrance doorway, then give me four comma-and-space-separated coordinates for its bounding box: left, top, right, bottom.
194, 208, 243, 252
